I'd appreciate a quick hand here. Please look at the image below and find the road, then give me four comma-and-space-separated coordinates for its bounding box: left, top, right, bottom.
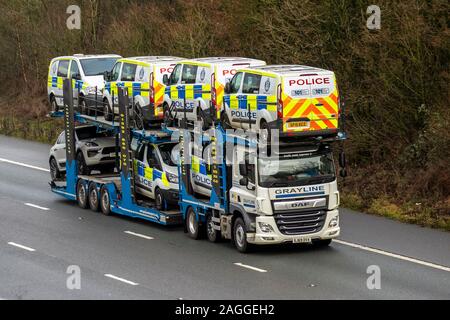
0, 134, 449, 300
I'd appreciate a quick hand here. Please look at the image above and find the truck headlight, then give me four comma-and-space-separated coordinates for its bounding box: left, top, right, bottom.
328, 216, 339, 228
258, 222, 274, 233
166, 172, 178, 183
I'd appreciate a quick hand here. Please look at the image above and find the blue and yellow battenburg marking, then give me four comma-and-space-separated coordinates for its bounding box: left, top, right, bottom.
135, 160, 169, 187
165, 84, 211, 101
223, 95, 277, 112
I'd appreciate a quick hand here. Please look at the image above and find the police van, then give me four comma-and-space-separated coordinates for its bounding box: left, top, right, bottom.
133, 140, 180, 210
102, 56, 184, 127
162, 57, 266, 129
222, 65, 340, 138
48, 54, 121, 114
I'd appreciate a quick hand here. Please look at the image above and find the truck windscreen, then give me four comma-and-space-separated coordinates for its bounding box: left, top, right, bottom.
258, 152, 335, 187
80, 58, 118, 76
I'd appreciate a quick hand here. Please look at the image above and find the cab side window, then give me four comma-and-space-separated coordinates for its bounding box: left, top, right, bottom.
181, 64, 198, 84
121, 63, 136, 81
169, 64, 182, 85
69, 61, 80, 79
111, 62, 122, 81
147, 146, 162, 171
229, 72, 243, 94
57, 60, 70, 77
242, 73, 261, 94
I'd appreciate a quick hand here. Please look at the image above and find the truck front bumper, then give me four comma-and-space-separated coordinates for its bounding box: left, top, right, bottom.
246, 209, 340, 245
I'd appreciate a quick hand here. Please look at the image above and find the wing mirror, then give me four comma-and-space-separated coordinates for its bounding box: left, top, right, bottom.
339, 151, 346, 168
163, 74, 169, 85
339, 168, 347, 178
239, 177, 248, 186
224, 82, 231, 94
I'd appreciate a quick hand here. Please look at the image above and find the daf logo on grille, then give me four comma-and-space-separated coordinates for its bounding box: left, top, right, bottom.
274, 198, 327, 211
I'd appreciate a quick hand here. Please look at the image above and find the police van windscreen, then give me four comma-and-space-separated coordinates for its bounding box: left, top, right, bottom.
159, 143, 179, 166
80, 58, 119, 76
258, 152, 335, 187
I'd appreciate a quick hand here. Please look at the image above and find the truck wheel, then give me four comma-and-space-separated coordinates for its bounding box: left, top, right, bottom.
88, 183, 100, 212
76, 179, 89, 209
155, 188, 165, 211
50, 157, 61, 180
100, 186, 111, 216
186, 207, 200, 240
104, 100, 113, 121
50, 96, 58, 112
312, 239, 332, 247
233, 217, 251, 253
76, 152, 90, 175
206, 215, 221, 243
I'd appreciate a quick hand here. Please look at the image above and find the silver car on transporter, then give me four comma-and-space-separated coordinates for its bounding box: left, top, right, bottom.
49, 125, 118, 180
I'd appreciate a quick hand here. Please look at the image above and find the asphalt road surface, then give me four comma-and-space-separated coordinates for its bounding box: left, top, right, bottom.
0, 135, 449, 300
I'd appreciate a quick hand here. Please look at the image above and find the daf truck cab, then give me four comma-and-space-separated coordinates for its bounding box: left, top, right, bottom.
181, 131, 341, 252
163, 57, 266, 129
222, 65, 340, 139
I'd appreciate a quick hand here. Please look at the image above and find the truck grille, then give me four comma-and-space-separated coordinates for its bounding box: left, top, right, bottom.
274, 210, 326, 235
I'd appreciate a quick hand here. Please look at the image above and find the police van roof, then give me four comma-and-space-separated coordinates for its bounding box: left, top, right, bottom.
126, 56, 184, 63
249, 64, 332, 76
71, 54, 121, 60
183, 57, 265, 65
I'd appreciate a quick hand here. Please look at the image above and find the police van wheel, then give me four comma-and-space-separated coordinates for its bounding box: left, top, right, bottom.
186, 207, 200, 240
100, 186, 111, 216
50, 96, 58, 112
233, 217, 251, 253
88, 183, 100, 212
76, 179, 89, 209
206, 215, 221, 243
155, 188, 165, 211
104, 100, 113, 121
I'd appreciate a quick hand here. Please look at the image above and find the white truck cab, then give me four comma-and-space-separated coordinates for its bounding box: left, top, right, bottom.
163, 57, 266, 129
48, 54, 121, 114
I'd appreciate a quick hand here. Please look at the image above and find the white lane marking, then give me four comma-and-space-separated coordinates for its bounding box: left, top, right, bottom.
0, 157, 49, 172
234, 262, 268, 273
334, 239, 450, 272
124, 231, 154, 240
25, 203, 50, 211
104, 274, 139, 286
7, 242, 36, 252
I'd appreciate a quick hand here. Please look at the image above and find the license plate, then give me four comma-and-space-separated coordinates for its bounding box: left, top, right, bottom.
293, 237, 312, 244
287, 121, 310, 129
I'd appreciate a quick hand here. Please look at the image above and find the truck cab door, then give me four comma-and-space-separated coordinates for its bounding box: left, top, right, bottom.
225, 72, 244, 128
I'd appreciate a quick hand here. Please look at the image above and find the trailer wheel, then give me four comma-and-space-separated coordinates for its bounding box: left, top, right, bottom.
233, 217, 251, 253
206, 214, 221, 243
186, 207, 200, 240
76, 179, 89, 209
88, 183, 100, 212
100, 186, 112, 216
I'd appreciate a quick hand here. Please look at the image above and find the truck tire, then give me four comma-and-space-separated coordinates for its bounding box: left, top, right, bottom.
206, 214, 221, 243
186, 207, 200, 240
100, 186, 112, 216
88, 183, 100, 212
233, 217, 252, 253
76, 179, 89, 209
155, 188, 165, 211
50, 157, 61, 180
312, 239, 332, 247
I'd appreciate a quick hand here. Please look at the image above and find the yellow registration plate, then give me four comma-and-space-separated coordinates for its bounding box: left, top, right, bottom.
287, 121, 310, 129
